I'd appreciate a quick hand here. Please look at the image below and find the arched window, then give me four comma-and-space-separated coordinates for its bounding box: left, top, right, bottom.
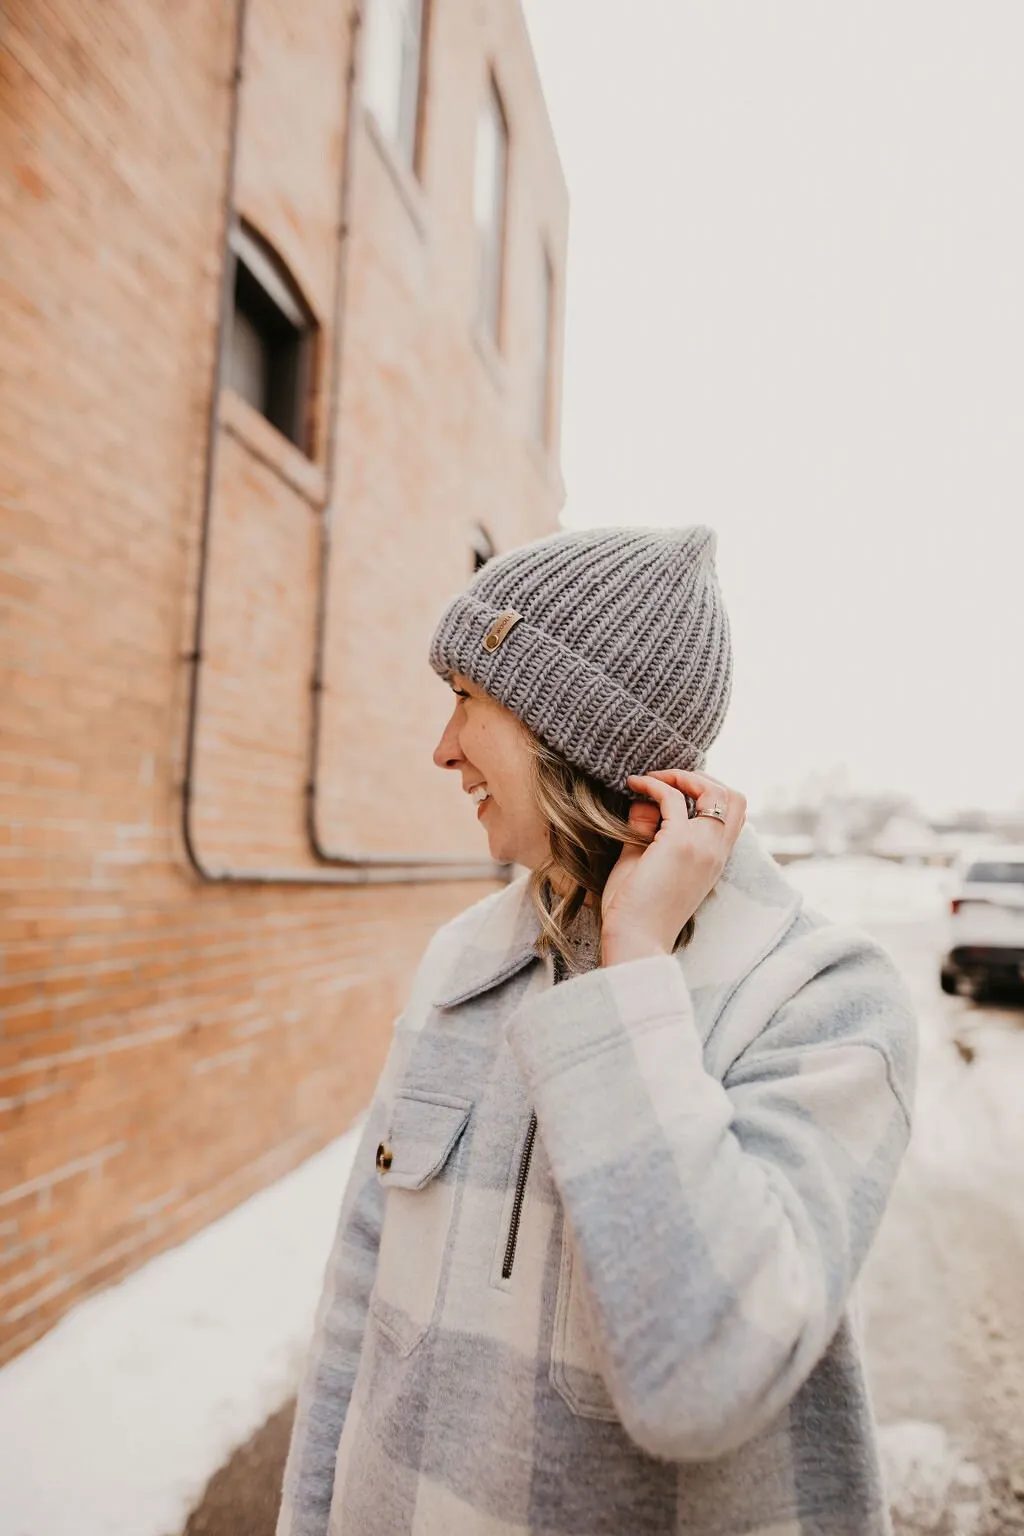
363, 0, 428, 173
474, 75, 509, 347
536, 246, 555, 449
224, 222, 318, 455
471, 523, 495, 572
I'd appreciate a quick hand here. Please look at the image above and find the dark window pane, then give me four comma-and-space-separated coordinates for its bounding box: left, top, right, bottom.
226, 228, 315, 455
965, 861, 1024, 884
471, 523, 495, 572
226, 308, 269, 416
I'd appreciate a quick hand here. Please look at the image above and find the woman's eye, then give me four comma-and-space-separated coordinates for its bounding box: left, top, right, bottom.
451, 688, 469, 700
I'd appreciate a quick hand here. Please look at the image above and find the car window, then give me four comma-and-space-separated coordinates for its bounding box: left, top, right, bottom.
964, 861, 1024, 884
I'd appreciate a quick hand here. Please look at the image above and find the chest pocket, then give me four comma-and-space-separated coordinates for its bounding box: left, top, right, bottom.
369, 1089, 472, 1357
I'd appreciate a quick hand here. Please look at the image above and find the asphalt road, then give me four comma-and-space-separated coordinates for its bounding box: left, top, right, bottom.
183, 914, 1024, 1536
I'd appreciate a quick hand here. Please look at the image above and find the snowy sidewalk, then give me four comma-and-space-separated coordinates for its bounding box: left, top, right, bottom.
0, 1127, 360, 1536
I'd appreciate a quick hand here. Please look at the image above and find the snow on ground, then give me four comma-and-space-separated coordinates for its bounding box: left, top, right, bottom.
0, 1126, 360, 1536
793, 856, 1024, 1205
776, 854, 951, 921
878, 1421, 986, 1536
782, 854, 951, 929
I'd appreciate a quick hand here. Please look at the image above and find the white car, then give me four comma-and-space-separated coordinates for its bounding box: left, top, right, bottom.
940, 845, 1024, 1000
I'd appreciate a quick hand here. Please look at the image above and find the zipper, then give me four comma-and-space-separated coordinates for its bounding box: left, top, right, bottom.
500, 1109, 537, 1279
501, 949, 564, 1280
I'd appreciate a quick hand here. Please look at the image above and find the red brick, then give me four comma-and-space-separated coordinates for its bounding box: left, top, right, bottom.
0, 0, 565, 1361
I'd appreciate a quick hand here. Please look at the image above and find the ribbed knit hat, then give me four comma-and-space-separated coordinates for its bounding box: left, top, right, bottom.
428, 524, 733, 792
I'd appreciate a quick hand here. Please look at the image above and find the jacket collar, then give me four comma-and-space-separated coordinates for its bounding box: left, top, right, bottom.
432, 823, 805, 1011
432, 871, 542, 1009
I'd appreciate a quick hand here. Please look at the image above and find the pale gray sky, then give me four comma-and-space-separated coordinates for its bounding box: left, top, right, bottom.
522, 1, 1023, 816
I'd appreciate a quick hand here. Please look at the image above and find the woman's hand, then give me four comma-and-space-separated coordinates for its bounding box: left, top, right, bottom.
601, 770, 747, 968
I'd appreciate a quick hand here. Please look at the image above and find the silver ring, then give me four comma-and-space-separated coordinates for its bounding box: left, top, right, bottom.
695, 801, 728, 824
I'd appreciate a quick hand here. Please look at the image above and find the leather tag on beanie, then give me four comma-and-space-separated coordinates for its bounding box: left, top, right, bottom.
483, 610, 523, 653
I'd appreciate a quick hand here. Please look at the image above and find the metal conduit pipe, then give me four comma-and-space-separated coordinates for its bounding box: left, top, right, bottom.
303, 1, 501, 876
181, 0, 507, 887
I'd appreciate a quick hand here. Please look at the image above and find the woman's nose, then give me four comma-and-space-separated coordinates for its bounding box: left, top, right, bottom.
432, 711, 462, 771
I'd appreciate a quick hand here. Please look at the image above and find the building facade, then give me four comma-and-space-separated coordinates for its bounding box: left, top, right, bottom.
0, 0, 566, 1363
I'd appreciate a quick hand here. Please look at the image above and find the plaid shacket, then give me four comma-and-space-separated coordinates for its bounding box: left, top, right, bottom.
277, 824, 917, 1536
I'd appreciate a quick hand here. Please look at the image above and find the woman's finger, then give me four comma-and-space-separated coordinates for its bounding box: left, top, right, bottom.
625, 794, 661, 841
646, 767, 732, 796
649, 769, 744, 816
625, 774, 691, 823
640, 768, 746, 839
645, 767, 725, 783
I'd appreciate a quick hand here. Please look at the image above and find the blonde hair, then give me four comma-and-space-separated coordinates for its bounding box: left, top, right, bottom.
525, 732, 698, 974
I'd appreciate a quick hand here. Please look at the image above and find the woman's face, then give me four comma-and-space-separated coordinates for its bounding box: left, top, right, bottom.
432, 674, 550, 869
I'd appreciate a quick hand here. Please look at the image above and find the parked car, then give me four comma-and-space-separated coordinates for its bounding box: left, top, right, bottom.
940, 846, 1024, 1000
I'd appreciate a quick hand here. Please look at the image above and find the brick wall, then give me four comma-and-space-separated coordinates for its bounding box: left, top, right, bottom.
0, 0, 567, 1363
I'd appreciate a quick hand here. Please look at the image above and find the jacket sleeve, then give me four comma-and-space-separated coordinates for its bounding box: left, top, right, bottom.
274, 1021, 409, 1536
505, 924, 917, 1463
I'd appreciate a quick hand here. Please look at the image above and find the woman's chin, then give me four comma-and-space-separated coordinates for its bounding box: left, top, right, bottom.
483, 829, 509, 864
484, 833, 533, 871
479, 807, 538, 870
481, 817, 513, 867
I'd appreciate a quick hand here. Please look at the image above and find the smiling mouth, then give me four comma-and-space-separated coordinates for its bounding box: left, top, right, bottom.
468, 784, 491, 808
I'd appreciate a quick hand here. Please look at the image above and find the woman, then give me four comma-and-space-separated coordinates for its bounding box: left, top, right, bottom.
278, 524, 917, 1536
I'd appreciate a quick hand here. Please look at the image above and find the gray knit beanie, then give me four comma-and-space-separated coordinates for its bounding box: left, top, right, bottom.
428, 524, 733, 793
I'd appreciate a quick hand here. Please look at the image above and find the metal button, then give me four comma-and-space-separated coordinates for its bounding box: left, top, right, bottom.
376, 1141, 393, 1172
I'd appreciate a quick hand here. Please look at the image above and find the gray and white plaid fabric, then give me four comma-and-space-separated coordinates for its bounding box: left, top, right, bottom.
277, 825, 917, 1536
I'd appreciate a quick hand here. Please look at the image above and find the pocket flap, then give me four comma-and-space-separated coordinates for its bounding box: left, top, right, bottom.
379, 1091, 472, 1190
